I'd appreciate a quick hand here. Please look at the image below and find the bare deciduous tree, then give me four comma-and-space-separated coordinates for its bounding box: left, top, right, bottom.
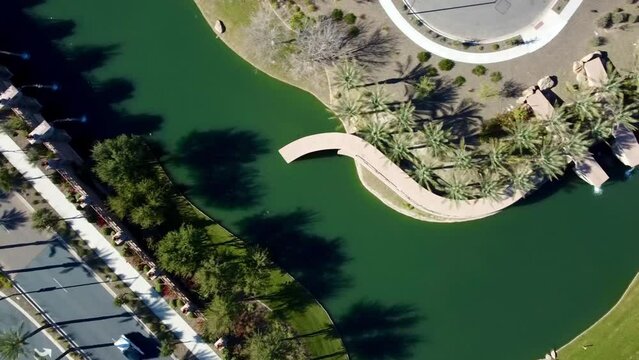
244, 3, 290, 62
291, 17, 396, 78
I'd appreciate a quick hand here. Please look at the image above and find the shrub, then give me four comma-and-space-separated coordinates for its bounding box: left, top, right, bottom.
114, 294, 128, 307
612, 12, 630, 23
424, 66, 438, 77
0, 273, 11, 289
154, 280, 163, 293
597, 13, 613, 28
1, 115, 29, 132
453, 76, 466, 87
490, 71, 503, 82
331, 8, 344, 21
507, 37, 523, 46
344, 13, 357, 24
159, 339, 175, 357
472, 65, 487, 76
479, 83, 500, 99
348, 26, 360, 37
289, 11, 308, 30
591, 36, 607, 46
438, 59, 455, 71
492, 43, 500, 50
417, 51, 431, 63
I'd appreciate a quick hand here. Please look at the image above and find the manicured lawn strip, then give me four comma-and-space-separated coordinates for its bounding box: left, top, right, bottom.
176, 180, 347, 359
560, 274, 639, 360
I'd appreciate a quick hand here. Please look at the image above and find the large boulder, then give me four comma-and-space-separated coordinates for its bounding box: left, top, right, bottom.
214, 20, 226, 34
537, 76, 556, 90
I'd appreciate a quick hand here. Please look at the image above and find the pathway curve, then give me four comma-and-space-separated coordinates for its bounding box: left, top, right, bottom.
279, 132, 525, 221
0, 132, 221, 360
379, 0, 583, 64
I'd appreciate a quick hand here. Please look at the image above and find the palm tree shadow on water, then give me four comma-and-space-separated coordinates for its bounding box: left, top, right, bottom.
0, 0, 164, 154
237, 210, 423, 360
516, 142, 634, 207
331, 300, 423, 360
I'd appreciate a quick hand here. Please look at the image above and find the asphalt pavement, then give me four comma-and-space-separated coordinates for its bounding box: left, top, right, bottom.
0, 193, 167, 360
0, 294, 63, 359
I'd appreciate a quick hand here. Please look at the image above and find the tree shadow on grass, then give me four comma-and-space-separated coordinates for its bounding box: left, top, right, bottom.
172, 129, 269, 209
237, 209, 351, 302
335, 300, 422, 360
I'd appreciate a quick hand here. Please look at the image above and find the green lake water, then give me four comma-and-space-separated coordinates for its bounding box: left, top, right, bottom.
5, 1, 639, 359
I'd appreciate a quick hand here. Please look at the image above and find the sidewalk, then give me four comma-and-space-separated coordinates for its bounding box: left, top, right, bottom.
0, 132, 221, 360
380, 0, 583, 64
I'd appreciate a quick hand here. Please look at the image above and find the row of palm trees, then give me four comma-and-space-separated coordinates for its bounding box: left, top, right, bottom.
330, 59, 639, 202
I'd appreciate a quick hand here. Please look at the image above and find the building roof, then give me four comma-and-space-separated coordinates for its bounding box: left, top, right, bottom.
573, 153, 609, 188
613, 126, 639, 168
525, 90, 555, 120
583, 57, 608, 88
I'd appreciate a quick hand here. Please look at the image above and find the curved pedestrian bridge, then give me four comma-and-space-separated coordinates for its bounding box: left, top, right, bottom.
279, 132, 525, 222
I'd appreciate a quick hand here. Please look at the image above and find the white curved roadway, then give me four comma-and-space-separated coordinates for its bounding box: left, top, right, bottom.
279, 132, 525, 222
379, 0, 583, 64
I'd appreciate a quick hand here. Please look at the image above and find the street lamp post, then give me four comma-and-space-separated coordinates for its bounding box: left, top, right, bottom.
0, 50, 30, 60
51, 115, 88, 124
20, 83, 60, 91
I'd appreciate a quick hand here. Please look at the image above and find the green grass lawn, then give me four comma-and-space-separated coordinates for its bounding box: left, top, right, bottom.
204, 222, 348, 359
560, 273, 639, 360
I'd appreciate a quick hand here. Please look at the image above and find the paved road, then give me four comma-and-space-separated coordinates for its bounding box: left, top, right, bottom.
408, 0, 551, 41
0, 193, 167, 360
0, 294, 63, 359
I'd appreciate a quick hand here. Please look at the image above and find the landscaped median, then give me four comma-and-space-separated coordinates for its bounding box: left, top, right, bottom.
0, 131, 221, 360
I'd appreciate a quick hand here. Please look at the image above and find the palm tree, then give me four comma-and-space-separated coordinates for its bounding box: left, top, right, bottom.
0, 167, 17, 193
545, 107, 571, 136
505, 119, 542, 153
606, 98, 639, 131
534, 141, 566, 180
598, 71, 625, 102
413, 76, 436, 99
366, 86, 390, 114
410, 161, 440, 191
441, 175, 471, 201
587, 116, 614, 142
476, 172, 506, 201
358, 117, 391, 151
568, 88, 600, 123
331, 94, 362, 130
416, 121, 454, 158
333, 59, 366, 92
509, 163, 536, 194
0, 324, 28, 360
391, 102, 416, 133
483, 139, 511, 173
450, 139, 475, 171
387, 134, 412, 164
560, 126, 593, 162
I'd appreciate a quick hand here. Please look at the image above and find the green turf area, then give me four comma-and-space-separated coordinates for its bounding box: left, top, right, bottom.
204, 221, 347, 359
560, 274, 639, 360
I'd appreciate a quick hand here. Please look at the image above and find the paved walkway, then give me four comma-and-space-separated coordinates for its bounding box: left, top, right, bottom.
0, 132, 221, 360
379, 0, 583, 64
279, 132, 525, 221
